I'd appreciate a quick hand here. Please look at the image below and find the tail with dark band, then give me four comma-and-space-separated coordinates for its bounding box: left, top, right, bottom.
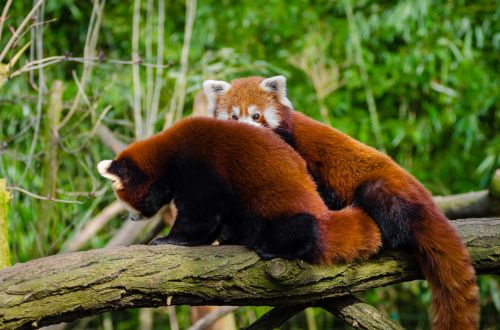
414, 207, 479, 329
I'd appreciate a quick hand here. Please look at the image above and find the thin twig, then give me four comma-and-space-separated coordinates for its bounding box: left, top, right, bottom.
344, 0, 384, 151
64, 201, 124, 252
0, 0, 13, 44
60, 0, 105, 129
20, 0, 46, 182
289, 32, 342, 124
89, 105, 113, 138
132, 0, 143, 138
145, 0, 154, 120
9, 56, 171, 79
7, 186, 83, 204
164, 0, 197, 129
0, 0, 12, 45
95, 124, 126, 154
35, 0, 46, 92
146, 0, 165, 137
0, 0, 44, 63
70, 69, 91, 107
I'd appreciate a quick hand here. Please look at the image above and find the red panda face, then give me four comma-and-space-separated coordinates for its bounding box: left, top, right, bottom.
97, 158, 172, 220
203, 76, 292, 129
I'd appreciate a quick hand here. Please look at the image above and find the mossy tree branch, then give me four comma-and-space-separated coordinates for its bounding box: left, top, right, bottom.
0, 218, 499, 329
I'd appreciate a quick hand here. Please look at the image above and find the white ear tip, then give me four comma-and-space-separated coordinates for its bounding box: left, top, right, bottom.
97, 160, 113, 176
272, 75, 286, 82
261, 75, 287, 89
263, 75, 286, 83
202, 80, 230, 95
202, 80, 216, 92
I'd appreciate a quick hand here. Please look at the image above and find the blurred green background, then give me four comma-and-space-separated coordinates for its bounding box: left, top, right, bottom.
0, 0, 499, 329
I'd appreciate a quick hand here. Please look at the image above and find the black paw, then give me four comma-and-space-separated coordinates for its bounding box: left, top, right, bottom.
255, 248, 280, 261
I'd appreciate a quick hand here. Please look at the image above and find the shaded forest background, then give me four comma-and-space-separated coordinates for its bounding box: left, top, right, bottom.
0, 0, 498, 329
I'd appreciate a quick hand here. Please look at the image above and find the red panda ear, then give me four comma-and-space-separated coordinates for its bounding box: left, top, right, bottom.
98, 158, 147, 190
202, 80, 231, 115
97, 160, 124, 190
259, 76, 293, 109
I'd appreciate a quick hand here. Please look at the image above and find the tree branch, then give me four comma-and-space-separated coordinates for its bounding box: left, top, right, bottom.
434, 169, 500, 219
433, 190, 499, 219
320, 296, 403, 330
64, 201, 125, 252
242, 305, 307, 330
0, 218, 498, 329
95, 125, 125, 154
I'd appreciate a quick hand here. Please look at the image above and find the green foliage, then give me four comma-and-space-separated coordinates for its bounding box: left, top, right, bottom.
0, 0, 498, 328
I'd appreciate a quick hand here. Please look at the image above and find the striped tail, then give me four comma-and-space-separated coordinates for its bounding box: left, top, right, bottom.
413, 207, 479, 329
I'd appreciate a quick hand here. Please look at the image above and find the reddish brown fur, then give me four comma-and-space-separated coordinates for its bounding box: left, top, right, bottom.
216, 77, 276, 125
291, 113, 478, 328
318, 206, 381, 264
210, 77, 479, 329
115, 117, 381, 263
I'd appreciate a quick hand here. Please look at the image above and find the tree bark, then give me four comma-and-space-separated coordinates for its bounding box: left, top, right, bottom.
434, 190, 500, 219
433, 169, 500, 219
0, 218, 499, 329
320, 296, 403, 330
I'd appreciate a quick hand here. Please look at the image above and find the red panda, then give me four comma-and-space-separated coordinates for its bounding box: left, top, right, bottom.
203, 76, 479, 330
98, 117, 381, 264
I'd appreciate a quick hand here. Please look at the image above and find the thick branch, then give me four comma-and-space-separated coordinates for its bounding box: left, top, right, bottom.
244, 296, 403, 330
434, 190, 500, 219
320, 296, 403, 330
0, 218, 499, 329
433, 170, 500, 219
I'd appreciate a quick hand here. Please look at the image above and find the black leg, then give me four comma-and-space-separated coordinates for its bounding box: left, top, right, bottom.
253, 213, 320, 263
150, 211, 223, 246
353, 179, 422, 248
150, 155, 234, 246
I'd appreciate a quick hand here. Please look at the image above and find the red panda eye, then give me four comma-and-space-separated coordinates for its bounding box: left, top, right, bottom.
231, 114, 238, 120
252, 113, 260, 120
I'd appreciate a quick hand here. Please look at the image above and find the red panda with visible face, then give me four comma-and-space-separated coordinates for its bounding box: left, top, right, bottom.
203, 76, 479, 330
98, 117, 381, 264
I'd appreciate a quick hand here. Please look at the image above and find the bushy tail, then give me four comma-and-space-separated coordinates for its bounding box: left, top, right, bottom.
319, 204, 479, 329
317, 206, 382, 264
413, 207, 479, 329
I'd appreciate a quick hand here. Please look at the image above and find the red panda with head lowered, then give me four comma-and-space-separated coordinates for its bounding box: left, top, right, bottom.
203, 76, 479, 330
98, 117, 381, 264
